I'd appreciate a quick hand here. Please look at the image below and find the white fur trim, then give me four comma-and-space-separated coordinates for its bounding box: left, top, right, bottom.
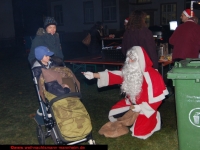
109, 116, 117, 122
130, 111, 161, 139
109, 70, 122, 76
132, 105, 141, 112
134, 46, 145, 72
97, 70, 122, 88
97, 70, 109, 88
144, 72, 169, 104
139, 102, 155, 118
183, 10, 191, 18
108, 106, 130, 122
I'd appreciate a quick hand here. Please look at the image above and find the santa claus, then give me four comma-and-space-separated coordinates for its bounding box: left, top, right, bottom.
83, 46, 169, 139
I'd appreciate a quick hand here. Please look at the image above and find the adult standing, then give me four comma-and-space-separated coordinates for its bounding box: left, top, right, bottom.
169, 9, 200, 62
88, 21, 104, 57
82, 46, 168, 139
28, 17, 64, 65
122, 10, 158, 69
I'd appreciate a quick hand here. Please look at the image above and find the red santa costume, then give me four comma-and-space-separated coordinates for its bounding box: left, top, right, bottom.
97, 46, 168, 139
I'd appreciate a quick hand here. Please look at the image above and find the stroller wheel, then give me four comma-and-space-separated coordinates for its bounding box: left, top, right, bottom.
88, 139, 96, 145
36, 125, 45, 145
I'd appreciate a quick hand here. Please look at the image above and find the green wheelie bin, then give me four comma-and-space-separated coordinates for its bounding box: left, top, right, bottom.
167, 59, 200, 150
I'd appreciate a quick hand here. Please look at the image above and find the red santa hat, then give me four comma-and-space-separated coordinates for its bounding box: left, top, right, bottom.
124, 17, 129, 23
128, 46, 152, 73
183, 9, 195, 18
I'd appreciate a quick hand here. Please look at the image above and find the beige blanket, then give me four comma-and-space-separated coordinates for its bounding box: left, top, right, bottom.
99, 107, 139, 138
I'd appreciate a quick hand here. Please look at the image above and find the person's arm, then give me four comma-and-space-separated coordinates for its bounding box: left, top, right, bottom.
82, 70, 123, 88
93, 73, 100, 78
32, 67, 42, 81
45, 81, 70, 96
62, 84, 70, 88
55, 33, 64, 59
28, 43, 36, 64
28, 36, 44, 64
131, 101, 162, 118
169, 26, 181, 45
82, 72, 100, 79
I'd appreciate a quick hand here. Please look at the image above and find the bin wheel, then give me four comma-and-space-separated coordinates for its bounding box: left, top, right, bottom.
36, 125, 45, 145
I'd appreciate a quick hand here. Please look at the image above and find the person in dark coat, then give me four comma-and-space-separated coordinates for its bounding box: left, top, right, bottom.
28, 17, 64, 65
88, 21, 104, 56
121, 10, 158, 69
169, 9, 200, 62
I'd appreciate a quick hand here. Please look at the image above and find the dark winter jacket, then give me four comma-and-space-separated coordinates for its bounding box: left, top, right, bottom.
169, 20, 200, 61
28, 28, 64, 64
31, 59, 56, 80
122, 27, 158, 69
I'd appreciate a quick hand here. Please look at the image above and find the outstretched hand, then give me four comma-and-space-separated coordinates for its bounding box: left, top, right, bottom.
82, 72, 94, 80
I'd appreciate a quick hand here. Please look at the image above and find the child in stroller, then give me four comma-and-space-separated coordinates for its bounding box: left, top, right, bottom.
31, 46, 95, 145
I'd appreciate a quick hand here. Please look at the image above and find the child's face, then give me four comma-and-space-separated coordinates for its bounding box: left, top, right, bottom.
41, 55, 50, 65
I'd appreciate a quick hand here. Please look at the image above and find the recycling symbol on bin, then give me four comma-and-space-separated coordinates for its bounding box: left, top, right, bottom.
189, 108, 200, 127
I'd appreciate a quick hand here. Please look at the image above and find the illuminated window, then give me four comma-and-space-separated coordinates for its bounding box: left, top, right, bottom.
161, 3, 177, 25
83, 1, 94, 23
54, 5, 63, 25
102, 0, 117, 22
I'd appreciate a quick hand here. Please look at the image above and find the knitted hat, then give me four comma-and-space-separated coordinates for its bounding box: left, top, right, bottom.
35, 46, 54, 60
183, 9, 195, 18
44, 17, 57, 29
124, 18, 129, 23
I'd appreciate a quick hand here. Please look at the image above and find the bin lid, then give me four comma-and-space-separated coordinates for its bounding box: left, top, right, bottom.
167, 59, 200, 79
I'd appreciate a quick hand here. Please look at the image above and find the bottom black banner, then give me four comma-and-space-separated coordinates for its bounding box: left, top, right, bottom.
2, 145, 108, 150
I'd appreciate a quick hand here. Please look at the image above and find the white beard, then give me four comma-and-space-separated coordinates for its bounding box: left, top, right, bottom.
121, 60, 143, 104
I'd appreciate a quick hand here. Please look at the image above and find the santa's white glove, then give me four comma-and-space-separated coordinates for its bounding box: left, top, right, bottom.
132, 105, 141, 112
83, 72, 94, 80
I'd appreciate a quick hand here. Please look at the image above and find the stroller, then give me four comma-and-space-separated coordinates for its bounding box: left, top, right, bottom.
32, 66, 95, 145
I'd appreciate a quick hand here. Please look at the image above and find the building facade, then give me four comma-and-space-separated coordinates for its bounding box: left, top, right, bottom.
1, 0, 200, 46
45, 0, 200, 42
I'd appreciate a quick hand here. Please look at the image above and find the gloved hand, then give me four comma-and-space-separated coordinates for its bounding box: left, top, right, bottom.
82, 72, 94, 80
131, 105, 141, 112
